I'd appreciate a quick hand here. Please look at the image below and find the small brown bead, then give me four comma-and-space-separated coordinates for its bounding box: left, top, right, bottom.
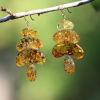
26, 63, 37, 82
20, 28, 37, 37
64, 56, 75, 74
57, 20, 74, 30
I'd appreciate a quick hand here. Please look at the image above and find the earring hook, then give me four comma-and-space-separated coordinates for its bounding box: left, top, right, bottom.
61, 9, 66, 21
67, 8, 72, 13
24, 12, 29, 28
24, 11, 35, 28
30, 15, 34, 21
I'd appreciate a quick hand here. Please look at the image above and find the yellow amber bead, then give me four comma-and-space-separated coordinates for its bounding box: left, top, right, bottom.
16, 37, 43, 51
26, 63, 37, 82
52, 42, 84, 59
20, 28, 37, 37
64, 56, 75, 74
15, 49, 46, 67
57, 20, 74, 30
53, 30, 80, 44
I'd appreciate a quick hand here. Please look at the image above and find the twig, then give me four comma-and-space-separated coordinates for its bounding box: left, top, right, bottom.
1, 6, 14, 16
0, 0, 94, 23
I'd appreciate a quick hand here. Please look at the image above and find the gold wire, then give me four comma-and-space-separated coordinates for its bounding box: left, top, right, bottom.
61, 9, 66, 21
24, 13, 29, 29
24, 11, 34, 28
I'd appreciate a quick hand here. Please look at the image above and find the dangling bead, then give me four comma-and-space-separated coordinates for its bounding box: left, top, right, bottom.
26, 63, 37, 82
57, 20, 74, 30
52, 42, 84, 59
53, 30, 80, 44
64, 56, 75, 74
16, 37, 43, 51
20, 28, 37, 37
15, 49, 46, 67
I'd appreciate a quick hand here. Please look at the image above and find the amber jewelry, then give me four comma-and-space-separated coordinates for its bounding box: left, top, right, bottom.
15, 16, 46, 82
52, 10, 84, 74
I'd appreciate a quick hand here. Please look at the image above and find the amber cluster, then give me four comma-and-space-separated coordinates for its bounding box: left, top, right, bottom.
15, 28, 46, 82
52, 20, 84, 74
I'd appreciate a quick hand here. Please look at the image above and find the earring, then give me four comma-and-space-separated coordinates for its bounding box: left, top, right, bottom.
52, 10, 84, 74
15, 15, 46, 82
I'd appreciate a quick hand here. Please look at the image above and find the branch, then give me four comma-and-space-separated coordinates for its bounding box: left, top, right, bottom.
0, 0, 94, 23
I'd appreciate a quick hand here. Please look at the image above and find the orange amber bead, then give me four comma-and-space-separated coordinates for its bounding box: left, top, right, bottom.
57, 20, 74, 30
52, 42, 84, 59
26, 63, 37, 82
16, 49, 46, 67
53, 30, 80, 44
20, 28, 37, 37
16, 37, 43, 51
64, 56, 75, 74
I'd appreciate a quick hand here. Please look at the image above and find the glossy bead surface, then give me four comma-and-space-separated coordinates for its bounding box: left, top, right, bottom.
52, 42, 84, 59
16, 49, 46, 67
16, 37, 43, 51
64, 56, 75, 74
26, 63, 37, 82
53, 30, 80, 44
57, 20, 74, 30
20, 28, 37, 37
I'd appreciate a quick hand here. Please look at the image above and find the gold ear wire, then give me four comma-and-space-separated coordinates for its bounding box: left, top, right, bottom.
24, 12, 29, 28
61, 9, 66, 21
24, 11, 34, 28
30, 15, 34, 21
61, 9, 72, 21
67, 8, 72, 13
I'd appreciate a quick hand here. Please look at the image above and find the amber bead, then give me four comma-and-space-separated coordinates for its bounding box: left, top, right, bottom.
57, 20, 74, 30
16, 49, 46, 67
64, 56, 75, 74
52, 42, 84, 59
20, 28, 37, 37
26, 63, 37, 82
16, 37, 43, 51
53, 30, 80, 44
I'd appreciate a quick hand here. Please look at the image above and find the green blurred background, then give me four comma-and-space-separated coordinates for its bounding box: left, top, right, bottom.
0, 0, 100, 100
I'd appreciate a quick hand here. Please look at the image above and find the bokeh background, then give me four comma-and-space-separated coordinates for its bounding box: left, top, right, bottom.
0, 0, 100, 100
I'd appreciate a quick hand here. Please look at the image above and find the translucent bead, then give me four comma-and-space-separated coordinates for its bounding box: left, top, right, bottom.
16, 49, 46, 67
20, 28, 37, 37
57, 20, 74, 30
64, 56, 75, 74
16, 37, 43, 51
52, 42, 84, 59
53, 30, 80, 44
26, 63, 37, 82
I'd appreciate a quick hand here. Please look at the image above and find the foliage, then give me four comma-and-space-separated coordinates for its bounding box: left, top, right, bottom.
91, 0, 100, 11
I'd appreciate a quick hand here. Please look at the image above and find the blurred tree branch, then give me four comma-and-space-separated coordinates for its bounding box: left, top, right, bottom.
0, 0, 94, 23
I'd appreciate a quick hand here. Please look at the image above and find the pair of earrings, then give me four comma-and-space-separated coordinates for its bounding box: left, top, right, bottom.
15, 11, 84, 82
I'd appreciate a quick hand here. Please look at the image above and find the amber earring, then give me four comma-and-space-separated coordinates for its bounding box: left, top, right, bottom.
15, 15, 46, 82
52, 10, 84, 74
